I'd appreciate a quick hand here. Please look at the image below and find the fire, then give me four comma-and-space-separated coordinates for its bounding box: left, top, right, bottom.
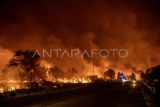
0, 77, 91, 93
11, 87, 15, 91
0, 62, 91, 93
0, 88, 3, 93
52, 77, 90, 83
23, 80, 27, 83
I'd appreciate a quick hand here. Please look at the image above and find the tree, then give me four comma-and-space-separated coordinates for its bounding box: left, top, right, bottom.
104, 69, 115, 79
146, 65, 160, 85
36, 67, 47, 80
71, 68, 78, 78
65, 68, 78, 79
7, 50, 41, 81
130, 73, 136, 80
140, 72, 146, 81
117, 72, 125, 79
117, 72, 121, 79
49, 66, 64, 81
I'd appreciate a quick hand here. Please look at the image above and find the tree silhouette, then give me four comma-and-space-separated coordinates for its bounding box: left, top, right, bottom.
146, 65, 160, 85
104, 69, 115, 79
49, 66, 64, 81
36, 67, 47, 79
130, 73, 136, 80
65, 68, 78, 79
8, 50, 41, 81
117, 72, 124, 79
140, 72, 146, 81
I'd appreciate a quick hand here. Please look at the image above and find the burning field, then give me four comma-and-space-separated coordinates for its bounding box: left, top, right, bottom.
0, 62, 92, 96
0, 50, 100, 98
0, 70, 93, 99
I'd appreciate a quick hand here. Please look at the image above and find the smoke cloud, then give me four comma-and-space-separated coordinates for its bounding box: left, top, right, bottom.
0, 0, 160, 77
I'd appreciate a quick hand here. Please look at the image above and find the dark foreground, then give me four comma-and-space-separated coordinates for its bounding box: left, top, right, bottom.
0, 81, 148, 107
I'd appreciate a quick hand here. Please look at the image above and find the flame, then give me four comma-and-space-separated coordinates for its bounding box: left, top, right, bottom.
24, 80, 27, 83
0, 77, 90, 93
0, 64, 91, 92
0, 88, 3, 93
11, 87, 15, 91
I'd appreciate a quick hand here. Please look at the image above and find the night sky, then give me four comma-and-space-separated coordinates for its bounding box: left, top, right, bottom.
0, 0, 160, 77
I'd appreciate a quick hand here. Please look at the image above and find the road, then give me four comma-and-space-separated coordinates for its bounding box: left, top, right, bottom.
0, 81, 148, 107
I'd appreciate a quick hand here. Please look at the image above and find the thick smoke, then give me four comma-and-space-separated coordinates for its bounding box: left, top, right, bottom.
0, 46, 14, 75
0, 0, 160, 77
2, 64, 27, 89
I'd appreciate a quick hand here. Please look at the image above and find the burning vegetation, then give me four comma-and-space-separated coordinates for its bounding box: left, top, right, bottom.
1, 49, 157, 95
0, 50, 92, 93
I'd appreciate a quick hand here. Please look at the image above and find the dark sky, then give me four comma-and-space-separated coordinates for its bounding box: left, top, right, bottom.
0, 0, 160, 77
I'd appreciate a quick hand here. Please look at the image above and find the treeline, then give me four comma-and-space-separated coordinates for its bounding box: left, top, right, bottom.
140, 65, 160, 86
104, 69, 136, 80
1, 50, 78, 82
